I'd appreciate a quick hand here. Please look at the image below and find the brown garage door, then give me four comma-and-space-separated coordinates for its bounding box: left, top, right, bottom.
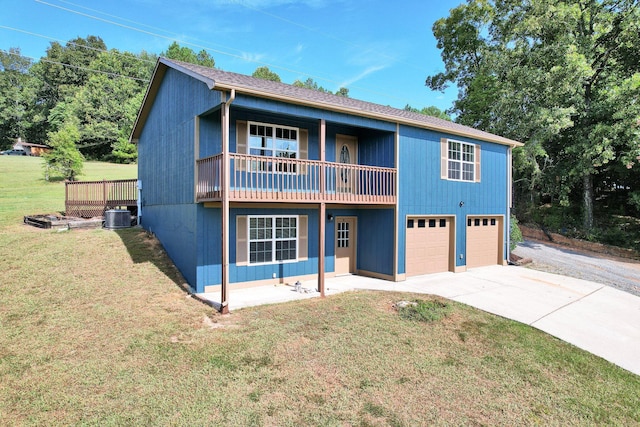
406, 217, 452, 276
466, 216, 503, 268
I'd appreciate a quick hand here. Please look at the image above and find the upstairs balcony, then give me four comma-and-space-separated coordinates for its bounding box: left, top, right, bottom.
196, 153, 396, 204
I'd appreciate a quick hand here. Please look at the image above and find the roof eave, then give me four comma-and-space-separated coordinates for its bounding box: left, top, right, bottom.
213, 82, 523, 147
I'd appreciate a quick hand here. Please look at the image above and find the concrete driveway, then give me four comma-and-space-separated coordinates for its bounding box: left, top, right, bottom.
199, 265, 640, 376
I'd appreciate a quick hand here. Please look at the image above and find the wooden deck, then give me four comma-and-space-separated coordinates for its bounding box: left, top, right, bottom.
196, 153, 396, 204
65, 179, 138, 218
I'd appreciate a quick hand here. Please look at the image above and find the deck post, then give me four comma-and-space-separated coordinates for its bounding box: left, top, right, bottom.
103, 179, 107, 212
318, 119, 326, 297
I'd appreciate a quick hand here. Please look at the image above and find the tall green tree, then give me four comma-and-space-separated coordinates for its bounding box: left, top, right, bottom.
28, 36, 107, 144
71, 49, 153, 161
427, 0, 640, 230
162, 41, 215, 67
252, 66, 281, 82
0, 48, 33, 149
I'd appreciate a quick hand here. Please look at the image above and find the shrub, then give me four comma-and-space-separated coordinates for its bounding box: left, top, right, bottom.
510, 214, 524, 251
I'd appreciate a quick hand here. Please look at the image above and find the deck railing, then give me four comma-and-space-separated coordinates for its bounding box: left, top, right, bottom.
65, 179, 138, 218
196, 153, 396, 204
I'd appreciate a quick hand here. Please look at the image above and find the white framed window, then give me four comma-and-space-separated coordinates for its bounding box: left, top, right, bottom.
445, 139, 478, 182
249, 122, 299, 172
248, 215, 298, 264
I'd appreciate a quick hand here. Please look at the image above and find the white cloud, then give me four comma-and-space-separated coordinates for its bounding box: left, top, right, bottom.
240, 51, 267, 63
338, 64, 387, 88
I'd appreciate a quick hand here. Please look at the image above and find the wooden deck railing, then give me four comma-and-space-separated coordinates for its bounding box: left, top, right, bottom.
196, 153, 396, 204
65, 179, 138, 218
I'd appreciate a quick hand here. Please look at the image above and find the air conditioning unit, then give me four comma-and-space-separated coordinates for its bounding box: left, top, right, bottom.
104, 209, 131, 229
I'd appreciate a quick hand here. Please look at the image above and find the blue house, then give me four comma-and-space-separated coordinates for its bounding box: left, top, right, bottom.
130, 58, 521, 312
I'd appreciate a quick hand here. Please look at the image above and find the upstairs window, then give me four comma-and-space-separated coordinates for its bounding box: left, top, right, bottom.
441, 138, 480, 182
249, 122, 298, 172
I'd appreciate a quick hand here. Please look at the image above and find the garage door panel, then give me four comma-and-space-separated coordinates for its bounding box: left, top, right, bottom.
406, 217, 452, 276
467, 217, 502, 268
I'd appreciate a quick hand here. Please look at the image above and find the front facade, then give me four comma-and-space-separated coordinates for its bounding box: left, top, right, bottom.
131, 58, 521, 311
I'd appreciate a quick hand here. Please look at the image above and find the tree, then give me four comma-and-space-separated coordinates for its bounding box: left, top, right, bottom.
28, 36, 107, 144
292, 77, 349, 97
252, 66, 281, 82
334, 87, 350, 97
71, 49, 152, 161
427, 0, 640, 231
162, 42, 215, 67
43, 122, 84, 181
0, 48, 33, 149
404, 104, 451, 121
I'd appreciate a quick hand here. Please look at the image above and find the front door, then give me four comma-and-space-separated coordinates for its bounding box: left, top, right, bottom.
336, 135, 358, 194
335, 216, 357, 275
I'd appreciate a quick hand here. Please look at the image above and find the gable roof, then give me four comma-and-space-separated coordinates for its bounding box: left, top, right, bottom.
131, 57, 522, 147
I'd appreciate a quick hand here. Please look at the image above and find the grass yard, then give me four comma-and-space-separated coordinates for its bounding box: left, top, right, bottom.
0, 156, 137, 227
1, 157, 639, 425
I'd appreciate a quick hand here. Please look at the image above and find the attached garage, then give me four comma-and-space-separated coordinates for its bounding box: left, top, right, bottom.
466, 216, 504, 268
406, 216, 454, 276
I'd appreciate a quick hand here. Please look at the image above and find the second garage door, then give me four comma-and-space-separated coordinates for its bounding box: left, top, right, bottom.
466, 216, 503, 268
406, 217, 453, 276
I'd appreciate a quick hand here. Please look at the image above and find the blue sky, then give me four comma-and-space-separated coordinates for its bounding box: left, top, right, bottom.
1, 0, 462, 112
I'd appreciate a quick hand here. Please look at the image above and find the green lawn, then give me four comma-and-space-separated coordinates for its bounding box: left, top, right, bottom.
1, 157, 639, 425
0, 156, 137, 227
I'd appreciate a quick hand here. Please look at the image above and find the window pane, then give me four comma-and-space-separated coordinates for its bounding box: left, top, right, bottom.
429, 219, 436, 228
448, 161, 460, 180
448, 142, 461, 160
276, 240, 296, 261
462, 163, 474, 181
462, 144, 474, 162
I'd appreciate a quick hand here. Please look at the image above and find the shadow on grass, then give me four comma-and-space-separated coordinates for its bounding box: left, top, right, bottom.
113, 227, 190, 291
113, 227, 220, 310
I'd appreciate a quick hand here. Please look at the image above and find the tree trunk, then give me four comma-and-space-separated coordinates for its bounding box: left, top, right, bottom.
583, 173, 594, 230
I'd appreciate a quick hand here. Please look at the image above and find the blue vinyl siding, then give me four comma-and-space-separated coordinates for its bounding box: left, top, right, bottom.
356, 209, 394, 276
196, 205, 221, 293
141, 204, 198, 287
397, 125, 509, 273
232, 94, 397, 133
199, 112, 222, 158
138, 68, 222, 291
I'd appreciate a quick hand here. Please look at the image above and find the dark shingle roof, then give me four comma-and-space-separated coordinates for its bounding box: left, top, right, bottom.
132, 57, 521, 147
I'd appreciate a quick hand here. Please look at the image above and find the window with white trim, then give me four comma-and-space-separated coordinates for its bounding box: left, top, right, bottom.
448, 140, 476, 181
249, 122, 299, 172
248, 216, 298, 264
